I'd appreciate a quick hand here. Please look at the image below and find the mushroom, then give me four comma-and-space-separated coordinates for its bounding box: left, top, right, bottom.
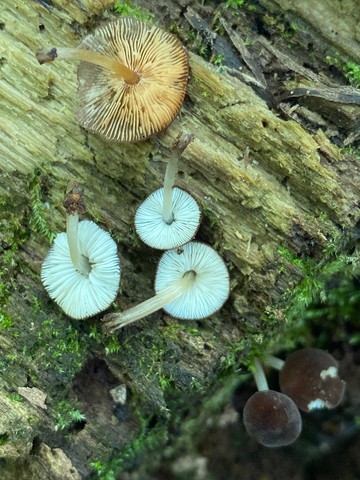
278, 348, 346, 412
135, 133, 201, 249
37, 17, 189, 142
41, 181, 120, 319
243, 359, 302, 448
102, 241, 230, 332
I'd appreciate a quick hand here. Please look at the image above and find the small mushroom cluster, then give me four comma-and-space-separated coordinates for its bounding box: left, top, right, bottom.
102, 133, 230, 333
243, 349, 346, 447
38, 19, 230, 329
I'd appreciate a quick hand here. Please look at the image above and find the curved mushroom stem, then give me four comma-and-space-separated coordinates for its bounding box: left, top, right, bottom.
37, 47, 140, 85
162, 133, 194, 225
66, 213, 91, 276
103, 270, 196, 332
264, 355, 285, 371
253, 359, 269, 392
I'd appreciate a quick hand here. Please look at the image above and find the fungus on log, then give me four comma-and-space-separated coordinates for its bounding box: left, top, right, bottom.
0, 0, 359, 477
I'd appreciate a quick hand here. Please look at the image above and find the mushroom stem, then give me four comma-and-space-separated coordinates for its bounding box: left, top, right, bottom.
162, 134, 194, 225
66, 213, 91, 276
103, 270, 196, 332
162, 155, 179, 224
264, 355, 285, 371
253, 359, 269, 391
38, 47, 140, 85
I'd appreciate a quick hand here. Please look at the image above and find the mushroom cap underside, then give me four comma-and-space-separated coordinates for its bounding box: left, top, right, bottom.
155, 241, 230, 320
41, 220, 120, 319
77, 17, 189, 142
135, 187, 201, 250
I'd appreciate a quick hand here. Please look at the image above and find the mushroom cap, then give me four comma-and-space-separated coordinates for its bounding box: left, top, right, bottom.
77, 17, 189, 142
243, 390, 302, 448
155, 241, 230, 319
134, 187, 201, 250
279, 348, 346, 412
41, 220, 120, 319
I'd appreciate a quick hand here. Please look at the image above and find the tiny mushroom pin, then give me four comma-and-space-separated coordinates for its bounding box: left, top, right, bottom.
277, 348, 346, 412
41, 181, 121, 319
243, 359, 302, 448
36, 17, 189, 142
102, 241, 230, 332
135, 133, 201, 249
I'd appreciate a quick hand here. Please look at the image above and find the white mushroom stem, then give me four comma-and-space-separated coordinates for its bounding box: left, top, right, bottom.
104, 270, 196, 331
45, 47, 139, 85
162, 134, 194, 225
253, 359, 269, 391
162, 153, 179, 224
66, 213, 91, 276
264, 355, 285, 371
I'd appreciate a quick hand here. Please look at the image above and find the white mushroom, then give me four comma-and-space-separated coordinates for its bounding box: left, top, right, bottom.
102, 241, 230, 332
135, 133, 201, 249
41, 181, 120, 319
135, 187, 200, 250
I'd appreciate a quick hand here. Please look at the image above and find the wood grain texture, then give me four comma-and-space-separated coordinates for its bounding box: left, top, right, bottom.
0, 0, 359, 477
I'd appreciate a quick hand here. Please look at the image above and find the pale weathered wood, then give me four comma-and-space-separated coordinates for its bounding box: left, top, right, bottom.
0, 0, 359, 478
260, 0, 360, 63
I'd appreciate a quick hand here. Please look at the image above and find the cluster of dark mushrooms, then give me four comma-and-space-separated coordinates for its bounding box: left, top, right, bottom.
243, 349, 346, 447
37, 15, 346, 448
38, 17, 230, 330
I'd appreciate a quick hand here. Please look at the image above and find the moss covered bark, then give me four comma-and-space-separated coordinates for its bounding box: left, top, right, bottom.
0, 0, 359, 478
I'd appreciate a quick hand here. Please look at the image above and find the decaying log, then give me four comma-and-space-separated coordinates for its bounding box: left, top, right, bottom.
0, 0, 359, 478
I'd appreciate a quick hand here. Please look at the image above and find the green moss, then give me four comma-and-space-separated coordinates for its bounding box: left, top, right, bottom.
342, 145, 360, 162
0, 433, 9, 446
28, 169, 56, 244
6, 392, 23, 402
90, 407, 168, 479
326, 54, 360, 88
161, 322, 185, 341
0, 192, 29, 304
225, 0, 245, 7
277, 245, 308, 271
104, 334, 121, 355
27, 316, 86, 379
223, 0, 257, 12
54, 400, 86, 431
0, 313, 14, 329
114, 0, 153, 22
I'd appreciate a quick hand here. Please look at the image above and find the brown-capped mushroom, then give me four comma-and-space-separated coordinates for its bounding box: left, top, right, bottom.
243, 359, 302, 447
243, 390, 302, 448
279, 348, 346, 412
37, 18, 189, 142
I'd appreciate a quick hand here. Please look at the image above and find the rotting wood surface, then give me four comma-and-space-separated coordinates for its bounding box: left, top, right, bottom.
0, 0, 359, 478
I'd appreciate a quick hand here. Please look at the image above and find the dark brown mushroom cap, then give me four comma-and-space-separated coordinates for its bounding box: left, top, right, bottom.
77, 17, 189, 142
279, 348, 346, 412
243, 390, 302, 448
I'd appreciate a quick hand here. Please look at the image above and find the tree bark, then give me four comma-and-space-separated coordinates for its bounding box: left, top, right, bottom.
0, 0, 359, 478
